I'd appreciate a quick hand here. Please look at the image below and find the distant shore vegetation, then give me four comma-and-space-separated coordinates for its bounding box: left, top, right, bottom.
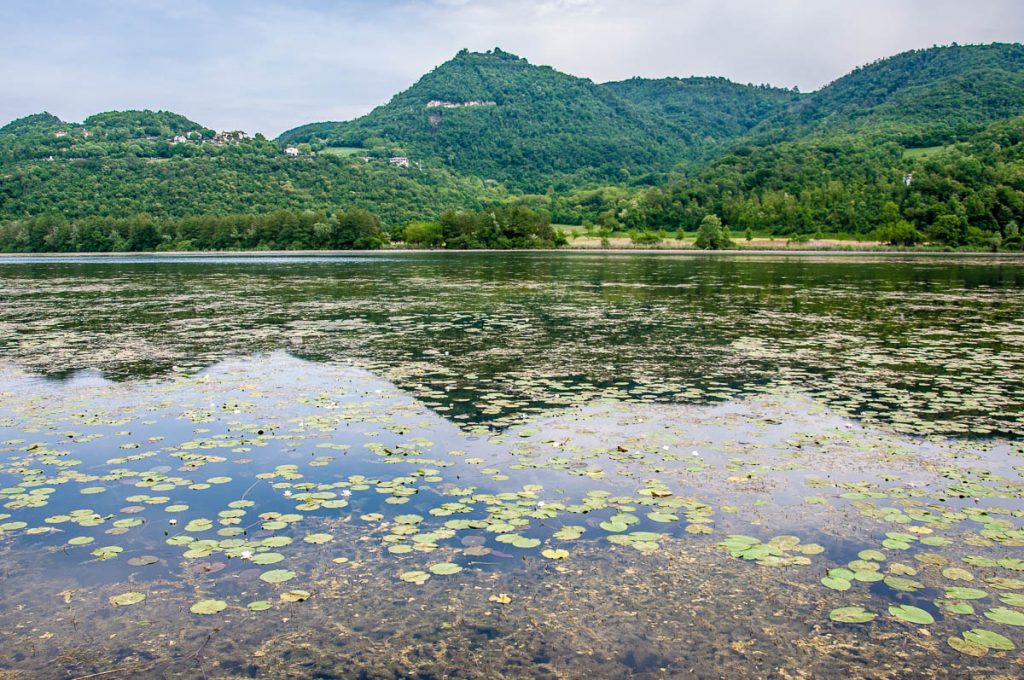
0, 204, 1019, 253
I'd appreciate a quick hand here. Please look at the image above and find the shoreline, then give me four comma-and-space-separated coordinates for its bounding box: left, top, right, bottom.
0, 248, 1019, 258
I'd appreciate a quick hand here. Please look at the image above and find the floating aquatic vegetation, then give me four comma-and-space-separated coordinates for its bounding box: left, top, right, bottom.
109, 592, 146, 606
829, 606, 877, 623
190, 599, 228, 615
889, 604, 935, 625
0, 255, 1022, 677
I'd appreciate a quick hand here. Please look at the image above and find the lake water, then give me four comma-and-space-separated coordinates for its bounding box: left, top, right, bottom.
0, 252, 1022, 678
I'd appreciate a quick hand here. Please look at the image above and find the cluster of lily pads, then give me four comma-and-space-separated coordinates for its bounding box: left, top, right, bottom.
0, 338, 1021, 664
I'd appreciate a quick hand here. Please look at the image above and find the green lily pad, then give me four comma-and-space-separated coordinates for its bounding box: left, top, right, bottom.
259, 569, 296, 584
945, 586, 988, 600
600, 520, 628, 533
942, 567, 974, 581
190, 599, 227, 615
935, 598, 975, 615
304, 533, 333, 545
109, 592, 146, 606
247, 600, 272, 611
821, 576, 852, 591
829, 606, 876, 623
963, 628, 1015, 651
889, 604, 934, 625
428, 562, 462, 575
857, 549, 885, 561
91, 545, 123, 560
984, 607, 1024, 626
948, 636, 988, 657
884, 576, 924, 592
399, 570, 430, 584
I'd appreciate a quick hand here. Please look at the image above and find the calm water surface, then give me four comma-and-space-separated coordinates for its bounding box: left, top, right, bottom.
0, 253, 1022, 678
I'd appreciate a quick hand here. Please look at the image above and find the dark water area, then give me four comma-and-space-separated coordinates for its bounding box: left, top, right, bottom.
0, 253, 1022, 678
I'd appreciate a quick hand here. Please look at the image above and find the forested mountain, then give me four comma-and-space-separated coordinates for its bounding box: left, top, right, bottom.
601, 77, 803, 146
545, 114, 1024, 249
280, 48, 694, 191
0, 110, 504, 227
750, 43, 1024, 146
0, 110, 216, 162
2, 42, 1024, 250
279, 43, 1024, 190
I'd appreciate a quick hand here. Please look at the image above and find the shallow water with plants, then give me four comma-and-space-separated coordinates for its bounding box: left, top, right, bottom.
0, 252, 1022, 679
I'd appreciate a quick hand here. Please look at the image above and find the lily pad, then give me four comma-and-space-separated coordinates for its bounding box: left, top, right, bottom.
304, 533, 333, 545
948, 636, 988, 657
945, 586, 988, 600
821, 576, 852, 591
280, 589, 310, 603
963, 628, 1015, 651
984, 607, 1024, 626
428, 562, 462, 575
829, 606, 876, 623
190, 599, 227, 615
889, 604, 934, 625
259, 569, 296, 584
109, 592, 146, 606
399, 570, 430, 584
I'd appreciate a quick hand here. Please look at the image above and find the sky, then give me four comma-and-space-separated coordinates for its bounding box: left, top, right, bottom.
2, 0, 1023, 137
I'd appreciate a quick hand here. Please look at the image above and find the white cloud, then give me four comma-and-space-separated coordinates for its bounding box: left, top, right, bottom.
1, 0, 1022, 136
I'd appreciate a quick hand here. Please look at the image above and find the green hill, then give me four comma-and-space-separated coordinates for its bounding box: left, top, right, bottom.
751, 43, 1024, 145
281, 43, 1024, 190
601, 76, 803, 145
278, 48, 694, 191
0, 110, 505, 227
3, 43, 1024, 250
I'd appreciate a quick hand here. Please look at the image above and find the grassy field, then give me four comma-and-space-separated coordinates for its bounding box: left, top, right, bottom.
562, 235, 883, 250
556, 225, 877, 249
318, 146, 365, 157
902, 144, 956, 159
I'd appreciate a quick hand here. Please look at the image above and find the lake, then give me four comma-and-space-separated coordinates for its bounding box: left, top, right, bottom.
0, 252, 1022, 678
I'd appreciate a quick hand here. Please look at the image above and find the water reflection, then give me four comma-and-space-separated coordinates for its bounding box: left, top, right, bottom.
1, 351, 1022, 677
1, 253, 1021, 442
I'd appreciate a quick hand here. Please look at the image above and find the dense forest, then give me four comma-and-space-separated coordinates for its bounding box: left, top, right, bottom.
281, 48, 695, 191
2, 43, 1024, 251
547, 115, 1024, 248
0, 205, 564, 252
0, 110, 505, 226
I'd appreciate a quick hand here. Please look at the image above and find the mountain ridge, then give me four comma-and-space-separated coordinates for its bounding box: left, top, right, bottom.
2, 42, 1024, 250
275, 42, 1024, 189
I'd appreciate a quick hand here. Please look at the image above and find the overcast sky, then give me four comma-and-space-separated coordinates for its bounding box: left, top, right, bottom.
2, 0, 1022, 136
